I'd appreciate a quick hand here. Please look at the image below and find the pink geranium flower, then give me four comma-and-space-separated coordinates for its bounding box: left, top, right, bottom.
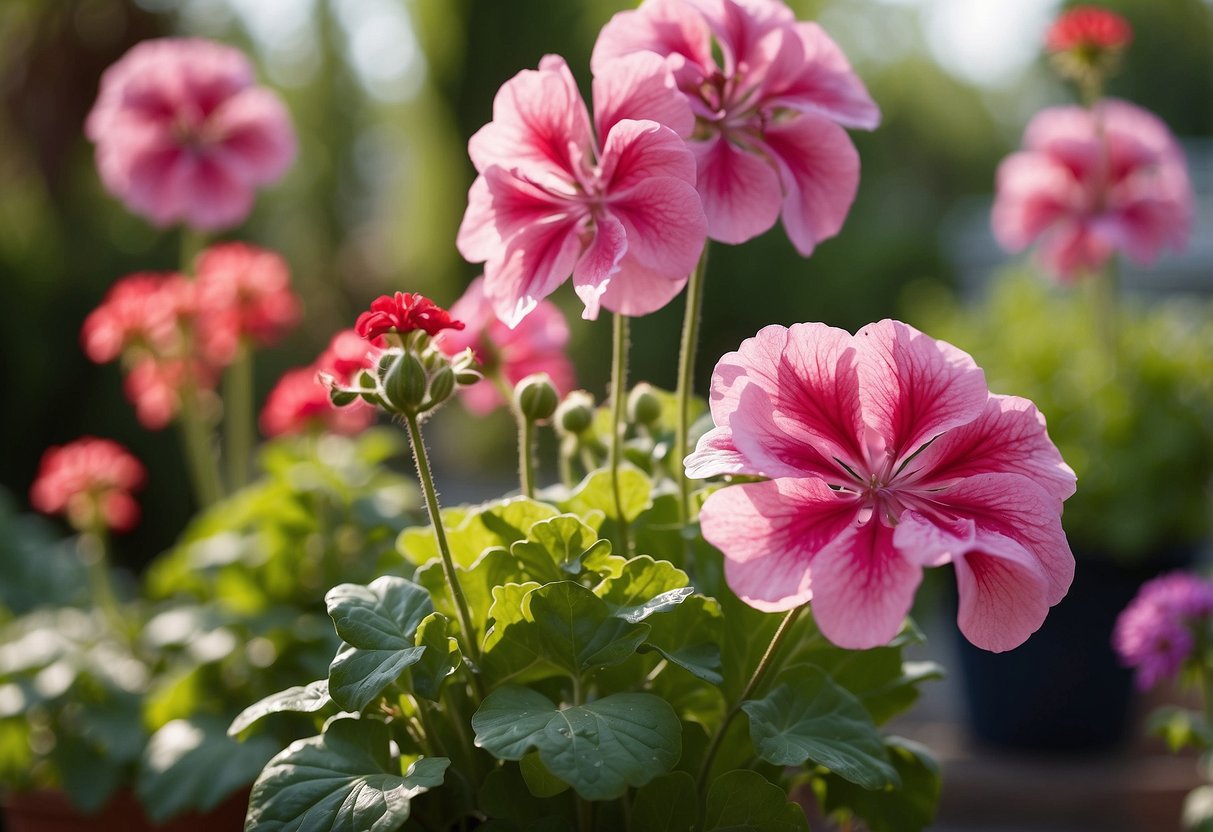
992, 100, 1193, 282
195, 242, 301, 363
436, 277, 574, 415
317, 329, 385, 386
123, 357, 217, 430
457, 54, 707, 326
81, 272, 187, 362
30, 437, 146, 533
260, 367, 373, 438
1114, 571, 1213, 689
85, 38, 296, 231
592, 0, 879, 255
687, 320, 1076, 652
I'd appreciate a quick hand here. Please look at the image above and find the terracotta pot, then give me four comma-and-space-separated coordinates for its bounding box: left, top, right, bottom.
3, 787, 250, 832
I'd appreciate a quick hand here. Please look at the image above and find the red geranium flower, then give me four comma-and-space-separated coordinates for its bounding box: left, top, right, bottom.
30, 437, 146, 533
354, 292, 464, 341
1046, 6, 1132, 53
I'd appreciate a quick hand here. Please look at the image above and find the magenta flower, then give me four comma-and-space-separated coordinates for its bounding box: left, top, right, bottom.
992, 100, 1193, 282
592, 0, 879, 255
687, 320, 1076, 652
457, 54, 707, 326
436, 277, 575, 415
1114, 571, 1213, 689
85, 38, 296, 231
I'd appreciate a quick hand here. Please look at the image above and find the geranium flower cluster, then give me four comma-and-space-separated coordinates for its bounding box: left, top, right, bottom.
1113, 572, 1213, 690
82, 243, 301, 429
30, 438, 145, 533
260, 330, 382, 438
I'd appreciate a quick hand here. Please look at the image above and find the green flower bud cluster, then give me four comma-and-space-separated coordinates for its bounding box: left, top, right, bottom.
324, 333, 480, 419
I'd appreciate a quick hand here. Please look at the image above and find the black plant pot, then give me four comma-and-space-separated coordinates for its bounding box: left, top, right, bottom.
955, 548, 1197, 752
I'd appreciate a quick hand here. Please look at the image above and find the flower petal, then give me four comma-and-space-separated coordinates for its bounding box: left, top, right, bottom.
701, 477, 860, 611
693, 134, 782, 245
809, 516, 920, 649
593, 52, 694, 139
758, 23, 880, 130
991, 152, 1081, 253
483, 214, 583, 328
854, 319, 988, 464
601, 119, 699, 193
457, 165, 574, 265
591, 0, 715, 89
208, 87, 296, 184
906, 394, 1076, 503
605, 173, 706, 285
684, 426, 748, 478
757, 113, 860, 257
572, 213, 628, 320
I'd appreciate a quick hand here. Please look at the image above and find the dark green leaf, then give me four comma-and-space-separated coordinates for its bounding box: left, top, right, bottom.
521, 751, 570, 797
411, 613, 460, 701
703, 770, 809, 831
643, 595, 725, 685
595, 556, 693, 622
741, 665, 897, 790
246, 718, 448, 832
631, 771, 697, 832
525, 582, 650, 675
472, 687, 681, 800
138, 716, 279, 822
819, 736, 940, 832
229, 680, 331, 736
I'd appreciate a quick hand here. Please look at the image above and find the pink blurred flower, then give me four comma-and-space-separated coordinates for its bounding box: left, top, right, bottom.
81, 272, 188, 362
123, 357, 217, 430
457, 53, 707, 326
992, 100, 1193, 282
592, 0, 879, 255
436, 277, 574, 414
30, 437, 146, 533
687, 320, 1076, 652
355, 293, 465, 341
1113, 572, 1213, 689
317, 329, 385, 386
85, 38, 296, 231
260, 367, 373, 438
195, 242, 301, 363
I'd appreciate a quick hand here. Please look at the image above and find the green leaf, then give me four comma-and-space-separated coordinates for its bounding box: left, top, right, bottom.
703, 770, 809, 831
561, 468, 653, 524
138, 716, 280, 823
520, 751, 570, 797
472, 686, 681, 800
595, 556, 694, 623
246, 718, 448, 832
416, 547, 524, 642
478, 764, 574, 828
819, 736, 940, 832
401, 498, 559, 568
1149, 706, 1212, 753
325, 576, 433, 711
482, 582, 549, 684
643, 595, 725, 685
510, 514, 604, 583
229, 680, 331, 736
631, 771, 698, 832
741, 665, 898, 790
411, 613, 460, 701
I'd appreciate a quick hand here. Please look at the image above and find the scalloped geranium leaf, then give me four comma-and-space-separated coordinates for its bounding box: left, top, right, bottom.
472, 686, 680, 801
819, 736, 940, 832
481, 582, 549, 685
411, 613, 460, 701
228, 680, 331, 736
246, 718, 448, 832
138, 716, 279, 822
704, 770, 809, 831
510, 514, 603, 583
416, 547, 523, 641
401, 498, 559, 569
325, 576, 433, 710
398, 506, 468, 565
561, 468, 653, 524
741, 665, 898, 790
595, 556, 694, 622
631, 771, 697, 832
525, 581, 650, 675
642, 594, 724, 685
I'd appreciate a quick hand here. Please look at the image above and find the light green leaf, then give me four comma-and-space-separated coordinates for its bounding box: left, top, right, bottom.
631, 771, 697, 832
472, 686, 681, 801
416, 547, 524, 642
410, 613, 460, 701
246, 718, 448, 832
741, 665, 898, 790
401, 498, 559, 568
325, 576, 434, 711
561, 468, 653, 524
481, 582, 549, 684
525, 582, 650, 675
595, 556, 693, 622
1149, 706, 1212, 753
229, 680, 331, 736
819, 736, 940, 832
510, 514, 604, 583
703, 770, 809, 831
138, 716, 279, 822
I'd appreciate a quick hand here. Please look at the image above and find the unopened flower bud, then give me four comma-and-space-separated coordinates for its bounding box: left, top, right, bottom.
515, 373, 559, 422
456, 369, 483, 386
628, 383, 662, 426
556, 390, 595, 436
429, 365, 456, 406
384, 352, 427, 412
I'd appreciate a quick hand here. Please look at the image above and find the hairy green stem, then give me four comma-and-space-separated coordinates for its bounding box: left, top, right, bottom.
609, 314, 632, 554
519, 415, 536, 499
675, 246, 711, 531
177, 383, 224, 507
696, 606, 804, 793
404, 414, 482, 670
224, 341, 255, 490
80, 529, 126, 639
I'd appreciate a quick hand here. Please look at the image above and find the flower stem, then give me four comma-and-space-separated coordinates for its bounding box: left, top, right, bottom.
1090, 259, 1120, 371
696, 605, 804, 792
80, 528, 126, 639
609, 313, 632, 554
177, 383, 224, 507
559, 437, 577, 490
675, 246, 711, 532
403, 413, 482, 669
519, 415, 536, 499
224, 340, 255, 490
